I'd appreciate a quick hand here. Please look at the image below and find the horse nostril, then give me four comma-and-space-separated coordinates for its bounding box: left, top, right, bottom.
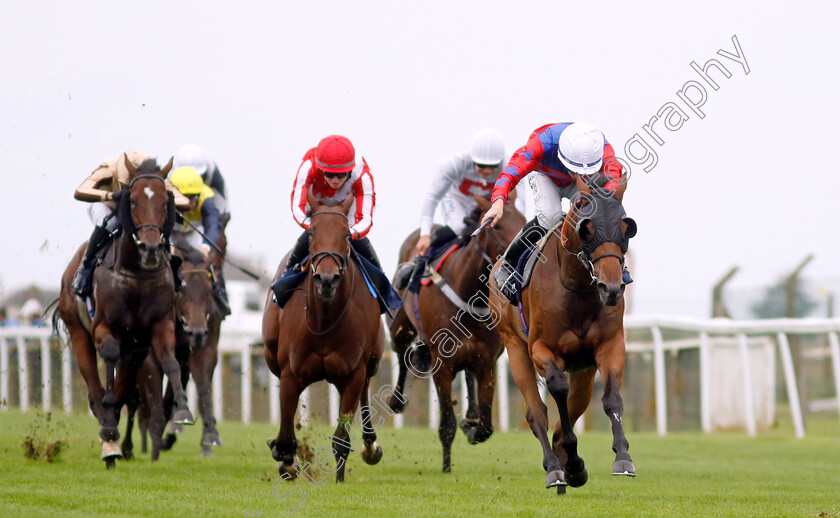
597, 282, 608, 293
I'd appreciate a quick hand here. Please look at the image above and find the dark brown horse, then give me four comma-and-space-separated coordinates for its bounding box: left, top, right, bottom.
57, 156, 194, 467
388, 195, 525, 472
121, 240, 227, 460
492, 174, 637, 493
262, 193, 385, 482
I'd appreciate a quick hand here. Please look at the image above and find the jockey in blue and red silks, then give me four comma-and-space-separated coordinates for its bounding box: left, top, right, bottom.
480, 122, 631, 301
283, 134, 380, 276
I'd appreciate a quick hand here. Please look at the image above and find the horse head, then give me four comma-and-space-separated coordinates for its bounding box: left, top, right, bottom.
306, 188, 352, 300
473, 193, 526, 261
119, 155, 175, 270
175, 247, 218, 349
567, 173, 637, 306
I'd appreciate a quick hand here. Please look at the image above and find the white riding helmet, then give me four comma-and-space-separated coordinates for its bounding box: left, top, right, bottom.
174, 143, 209, 177
557, 122, 605, 175
469, 129, 506, 166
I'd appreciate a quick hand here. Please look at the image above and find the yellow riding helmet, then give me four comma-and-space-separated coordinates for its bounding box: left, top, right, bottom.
169, 166, 205, 195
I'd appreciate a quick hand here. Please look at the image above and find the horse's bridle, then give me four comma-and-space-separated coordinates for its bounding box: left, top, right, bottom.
128, 173, 167, 244
307, 210, 351, 276
558, 208, 627, 288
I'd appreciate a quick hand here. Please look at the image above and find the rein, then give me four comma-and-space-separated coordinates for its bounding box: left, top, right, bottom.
305, 209, 354, 335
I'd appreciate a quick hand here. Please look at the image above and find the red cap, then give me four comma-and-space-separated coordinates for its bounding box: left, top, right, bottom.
314, 135, 356, 173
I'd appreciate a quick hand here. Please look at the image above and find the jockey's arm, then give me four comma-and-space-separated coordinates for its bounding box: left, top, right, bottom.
205, 163, 227, 199
199, 197, 223, 252
74, 166, 114, 202
483, 134, 545, 226
348, 165, 375, 239
291, 162, 313, 229
419, 156, 462, 237
165, 179, 191, 210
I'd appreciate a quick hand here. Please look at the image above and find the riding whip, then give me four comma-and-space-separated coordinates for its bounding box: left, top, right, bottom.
180, 217, 261, 281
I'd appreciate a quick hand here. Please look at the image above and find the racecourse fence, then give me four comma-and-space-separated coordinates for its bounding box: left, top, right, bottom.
2, 315, 839, 438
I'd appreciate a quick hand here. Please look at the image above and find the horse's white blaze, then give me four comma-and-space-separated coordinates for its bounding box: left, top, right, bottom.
144, 186, 154, 199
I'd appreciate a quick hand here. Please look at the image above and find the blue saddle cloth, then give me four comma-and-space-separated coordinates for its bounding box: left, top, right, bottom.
270, 253, 401, 314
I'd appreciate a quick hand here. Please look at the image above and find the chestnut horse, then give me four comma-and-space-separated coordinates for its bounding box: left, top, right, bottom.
262, 194, 385, 482
57, 156, 194, 467
491, 174, 637, 493
388, 195, 525, 472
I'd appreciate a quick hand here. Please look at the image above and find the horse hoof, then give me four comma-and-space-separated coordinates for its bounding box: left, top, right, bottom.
556, 484, 567, 495
387, 394, 408, 414
279, 462, 298, 480
101, 442, 123, 460
121, 449, 134, 461
545, 469, 567, 488
612, 459, 637, 477
361, 442, 383, 465
168, 422, 185, 434
202, 431, 222, 447
172, 409, 195, 425
105, 458, 116, 470
161, 433, 177, 451
566, 465, 589, 488
200, 447, 215, 458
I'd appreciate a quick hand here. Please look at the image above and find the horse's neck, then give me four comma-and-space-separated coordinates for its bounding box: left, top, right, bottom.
553, 218, 597, 291
443, 237, 491, 298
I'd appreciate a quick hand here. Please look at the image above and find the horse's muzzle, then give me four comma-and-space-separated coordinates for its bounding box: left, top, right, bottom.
313, 272, 341, 299
137, 241, 164, 269
597, 281, 625, 307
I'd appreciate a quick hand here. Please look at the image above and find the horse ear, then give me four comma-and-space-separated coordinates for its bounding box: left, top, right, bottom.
340, 193, 354, 215
622, 217, 637, 239
575, 174, 592, 195
306, 187, 318, 211
123, 154, 138, 177
614, 173, 629, 202
472, 194, 491, 212
160, 156, 174, 177
506, 188, 518, 205
576, 218, 594, 242
221, 213, 231, 229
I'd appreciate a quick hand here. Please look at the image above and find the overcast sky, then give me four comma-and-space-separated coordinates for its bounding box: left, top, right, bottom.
1, 0, 838, 317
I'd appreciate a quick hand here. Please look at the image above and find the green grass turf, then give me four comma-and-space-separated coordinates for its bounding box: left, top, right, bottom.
1, 409, 839, 517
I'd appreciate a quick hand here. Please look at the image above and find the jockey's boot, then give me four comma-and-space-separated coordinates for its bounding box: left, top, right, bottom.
393, 226, 457, 291
212, 268, 232, 317
494, 217, 547, 303
170, 254, 184, 292
281, 230, 311, 277
72, 225, 110, 297
351, 237, 382, 270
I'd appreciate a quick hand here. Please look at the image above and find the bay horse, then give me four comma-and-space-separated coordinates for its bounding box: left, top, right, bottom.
262, 192, 385, 482
388, 194, 525, 472
57, 155, 194, 467
491, 174, 637, 493
121, 241, 226, 460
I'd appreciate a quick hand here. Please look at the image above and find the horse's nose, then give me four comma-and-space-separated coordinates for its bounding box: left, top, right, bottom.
189, 327, 207, 348
597, 282, 625, 306
138, 242, 159, 255
313, 273, 341, 292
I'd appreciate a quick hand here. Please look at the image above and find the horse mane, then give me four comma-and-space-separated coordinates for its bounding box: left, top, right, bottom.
135, 158, 162, 177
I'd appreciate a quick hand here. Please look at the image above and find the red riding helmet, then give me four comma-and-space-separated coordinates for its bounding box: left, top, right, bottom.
315, 135, 356, 173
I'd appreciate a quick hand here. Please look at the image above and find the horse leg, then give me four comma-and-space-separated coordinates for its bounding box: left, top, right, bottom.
358, 376, 383, 465
464, 370, 479, 420
597, 346, 636, 477
386, 308, 413, 414
94, 326, 122, 465
268, 371, 302, 479
552, 368, 595, 469
433, 367, 457, 473
121, 389, 138, 460
461, 367, 494, 445
332, 368, 367, 482
69, 328, 106, 420
141, 355, 166, 462
191, 341, 221, 456
151, 320, 194, 425
544, 363, 588, 488
506, 338, 564, 489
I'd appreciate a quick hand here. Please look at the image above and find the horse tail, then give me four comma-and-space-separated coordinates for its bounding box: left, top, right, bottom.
46, 297, 68, 346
